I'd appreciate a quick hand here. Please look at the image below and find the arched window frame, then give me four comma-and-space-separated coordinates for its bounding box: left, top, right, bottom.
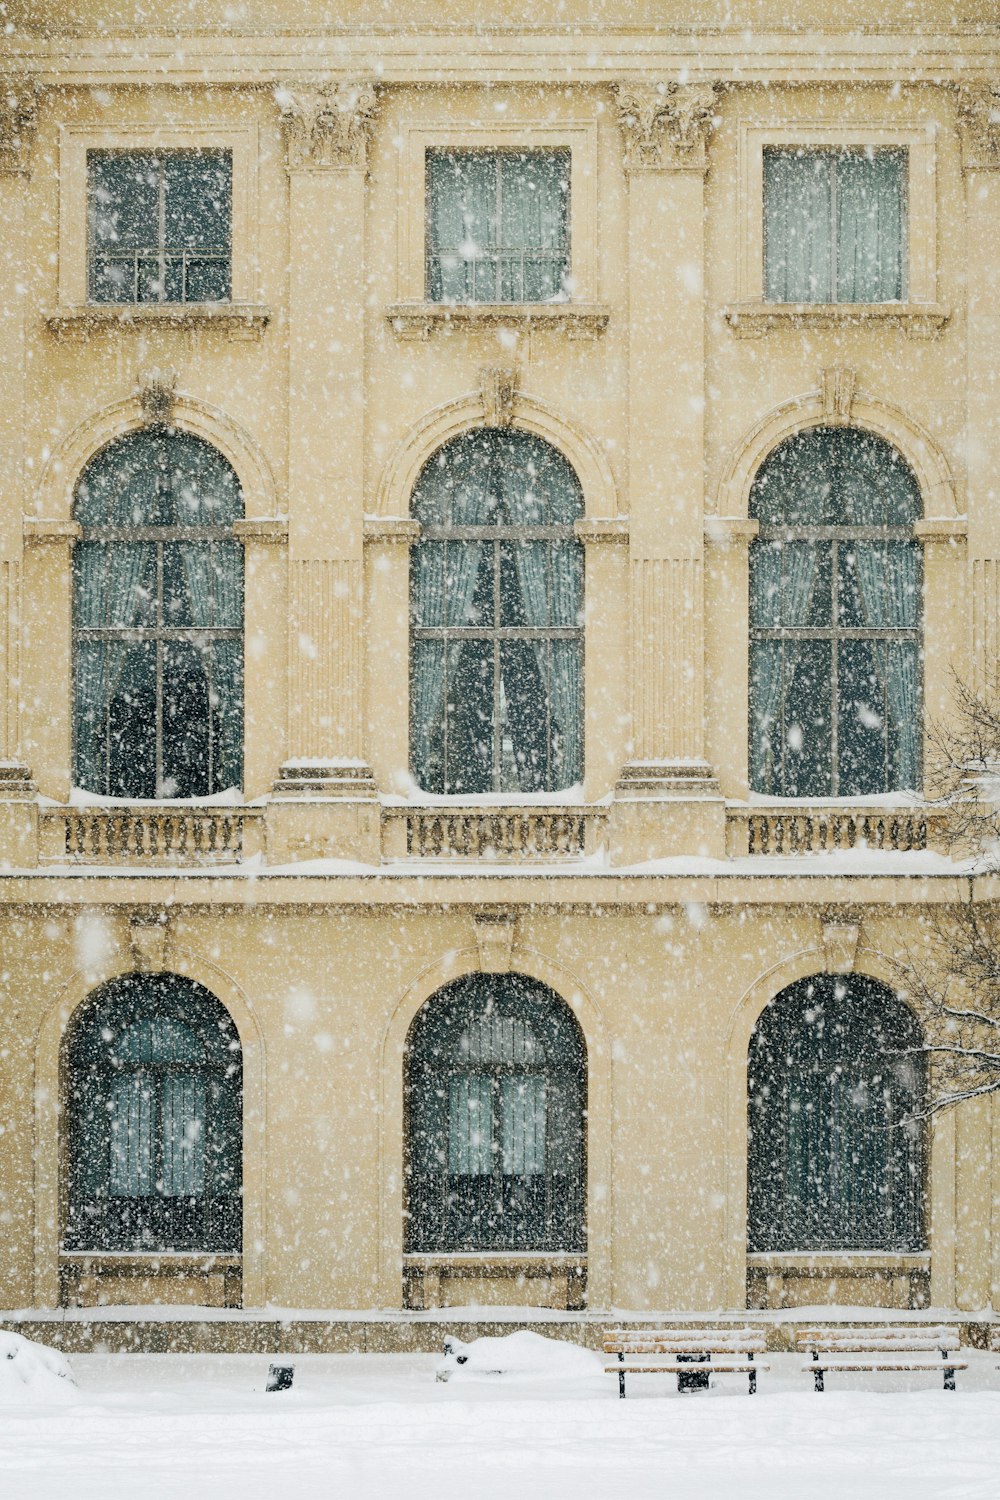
747, 972, 926, 1254
64, 972, 243, 1254
404, 972, 587, 1254
409, 427, 585, 795
72, 427, 245, 799
748, 425, 923, 798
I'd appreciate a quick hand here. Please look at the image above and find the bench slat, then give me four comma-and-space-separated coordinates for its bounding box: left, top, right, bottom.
802, 1357, 968, 1372
606, 1362, 768, 1375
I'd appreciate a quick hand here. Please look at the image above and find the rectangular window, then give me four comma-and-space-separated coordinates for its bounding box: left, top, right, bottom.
88, 149, 232, 305
763, 147, 907, 304
426, 148, 570, 305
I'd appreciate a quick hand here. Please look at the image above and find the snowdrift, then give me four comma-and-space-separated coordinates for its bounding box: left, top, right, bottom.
436, 1329, 603, 1383
0, 1332, 77, 1406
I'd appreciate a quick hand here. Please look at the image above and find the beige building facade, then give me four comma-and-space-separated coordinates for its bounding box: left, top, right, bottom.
1, 2, 1000, 1332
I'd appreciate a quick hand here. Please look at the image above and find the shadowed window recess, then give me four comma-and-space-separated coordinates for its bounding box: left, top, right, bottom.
749, 426, 922, 798
65, 972, 242, 1253
764, 147, 907, 304
88, 149, 232, 304
426, 148, 570, 305
410, 429, 584, 795
73, 429, 244, 800
748, 973, 926, 1254
405, 973, 586, 1254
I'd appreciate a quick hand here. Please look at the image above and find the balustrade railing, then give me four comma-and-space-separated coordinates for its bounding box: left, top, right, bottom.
40, 806, 262, 864
384, 805, 605, 861
727, 804, 936, 857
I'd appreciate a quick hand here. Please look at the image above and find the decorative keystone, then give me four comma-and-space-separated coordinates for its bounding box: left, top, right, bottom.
479, 364, 520, 428
138, 367, 178, 428
821, 915, 862, 975
129, 912, 168, 973
276, 80, 378, 171
821, 366, 857, 425
614, 81, 720, 172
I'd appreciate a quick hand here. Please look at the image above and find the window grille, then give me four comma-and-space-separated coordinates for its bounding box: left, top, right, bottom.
73, 429, 244, 800
88, 149, 232, 304
65, 973, 242, 1254
749, 426, 922, 798
410, 429, 584, 795
748, 973, 926, 1253
426, 149, 570, 305
405, 973, 586, 1254
763, 147, 907, 304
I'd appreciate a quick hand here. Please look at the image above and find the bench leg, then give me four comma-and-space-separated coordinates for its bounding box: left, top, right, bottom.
619, 1368, 626, 1400
748, 1367, 756, 1395
944, 1367, 956, 1392
813, 1369, 825, 1393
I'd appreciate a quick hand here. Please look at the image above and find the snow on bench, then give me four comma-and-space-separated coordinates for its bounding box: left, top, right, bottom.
796, 1326, 966, 1392
603, 1327, 768, 1397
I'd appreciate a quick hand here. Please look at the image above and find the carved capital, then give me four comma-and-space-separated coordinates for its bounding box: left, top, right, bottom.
276, 80, 378, 171
138, 366, 178, 428
0, 75, 38, 176
958, 87, 1000, 172
614, 81, 720, 173
821, 365, 857, 425
479, 364, 520, 428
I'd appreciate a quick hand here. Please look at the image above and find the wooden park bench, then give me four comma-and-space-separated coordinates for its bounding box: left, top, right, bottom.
603, 1327, 768, 1398
797, 1325, 966, 1392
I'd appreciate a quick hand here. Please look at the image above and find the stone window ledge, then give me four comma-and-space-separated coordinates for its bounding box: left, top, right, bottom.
721, 302, 950, 340
386, 301, 610, 341
45, 303, 271, 341
747, 1251, 929, 1271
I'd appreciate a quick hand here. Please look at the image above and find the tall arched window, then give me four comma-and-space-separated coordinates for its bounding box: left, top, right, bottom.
749, 427, 922, 797
748, 974, 925, 1253
405, 973, 586, 1253
65, 973, 242, 1252
410, 429, 584, 794
73, 429, 244, 798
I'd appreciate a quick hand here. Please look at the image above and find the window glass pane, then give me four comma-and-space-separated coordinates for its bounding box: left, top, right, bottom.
74, 541, 157, 628
764, 149, 833, 302
161, 1075, 207, 1197
448, 1076, 493, 1175
426, 151, 496, 303
89, 151, 159, 250
837, 637, 889, 797
164, 152, 231, 251
500, 542, 531, 626
450, 541, 491, 627
501, 1076, 546, 1175
499, 150, 569, 302
211, 639, 244, 793
161, 640, 213, 799
109, 1074, 156, 1198
499, 641, 549, 793
836, 150, 906, 303
107, 641, 157, 798
185, 257, 231, 302
445, 639, 493, 795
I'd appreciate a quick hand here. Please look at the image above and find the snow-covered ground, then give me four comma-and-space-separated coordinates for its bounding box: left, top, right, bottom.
3, 1345, 1000, 1499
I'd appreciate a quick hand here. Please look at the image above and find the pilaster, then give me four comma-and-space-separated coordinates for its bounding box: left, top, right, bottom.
0, 78, 39, 861
271, 81, 380, 861
610, 83, 724, 862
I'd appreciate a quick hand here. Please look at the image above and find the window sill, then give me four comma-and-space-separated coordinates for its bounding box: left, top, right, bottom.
45, 302, 271, 341
60, 1251, 242, 1270
385, 301, 610, 341
721, 302, 950, 340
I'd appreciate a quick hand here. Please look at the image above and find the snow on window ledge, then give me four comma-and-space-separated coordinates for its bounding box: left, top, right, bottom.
721, 302, 950, 340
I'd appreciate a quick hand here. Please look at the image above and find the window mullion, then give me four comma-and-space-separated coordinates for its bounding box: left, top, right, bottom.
157, 156, 167, 304
493, 540, 502, 791
830, 154, 839, 304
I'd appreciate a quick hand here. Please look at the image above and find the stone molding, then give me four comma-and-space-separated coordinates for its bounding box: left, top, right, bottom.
614, 81, 720, 172
821, 366, 857, 426
958, 87, 1000, 172
277, 80, 378, 171
385, 302, 610, 341
472, 912, 517, 974
721, 302, 950, 340
0, 75, 38, 176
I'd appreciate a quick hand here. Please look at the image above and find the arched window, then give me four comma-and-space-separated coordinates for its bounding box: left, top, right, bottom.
65, 973, 242, 1252
73, 429, 244, 798
749, 427, 921, 797
405, 973, 586, 1253
410, 429, 584, 794
747, 973, 925, 1253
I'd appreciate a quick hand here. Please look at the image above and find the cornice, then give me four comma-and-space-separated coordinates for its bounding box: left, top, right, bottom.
2, 32, 999, 88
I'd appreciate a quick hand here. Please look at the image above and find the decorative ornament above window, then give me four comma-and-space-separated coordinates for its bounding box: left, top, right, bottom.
0, 74, 37, 176
479, 364, 520, 429
957, 88, 1000, 174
